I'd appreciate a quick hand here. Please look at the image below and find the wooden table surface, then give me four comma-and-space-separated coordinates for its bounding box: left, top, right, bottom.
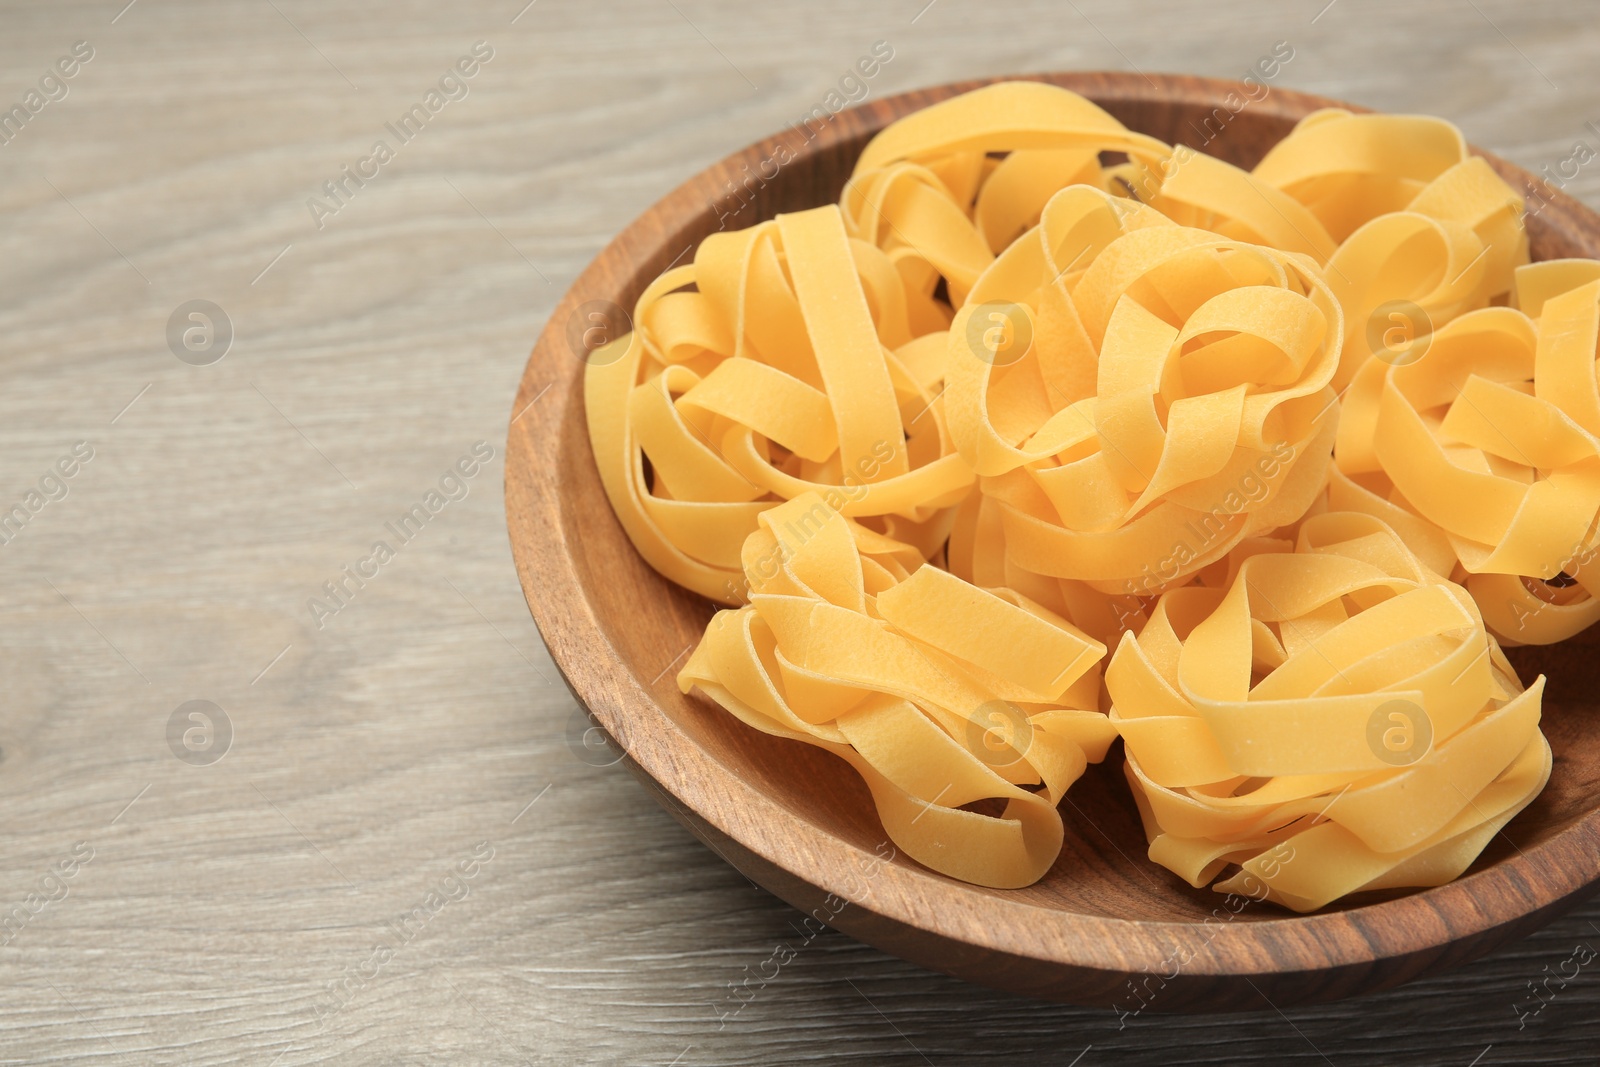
3, 1, 1599, 1063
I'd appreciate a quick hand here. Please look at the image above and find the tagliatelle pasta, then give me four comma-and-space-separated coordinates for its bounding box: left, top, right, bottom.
586, 202, 975, 604
1318, 154, 1528, 390
677, 492, 1116, 889
580, 80, 1585, 903
841, 81, 1174, 310
1334, 272, 1600, 645
943, 185, 1343, 602
1253, 110, 1478, 241
1109, 512, 1551, 911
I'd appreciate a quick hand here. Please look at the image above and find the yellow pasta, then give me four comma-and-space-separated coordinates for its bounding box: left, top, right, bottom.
586, 203, 974, 604
1108, 512, 1550, 911
676, 492, 1115, 889
1334, 272, 1600, 645
841, 81, 1173, 311
943, 186, 1343, 604
578, 81, 1584, 903
1252, 109, 1476, 242
1317, 154, 1527, 390
1144, 146, 1338, 264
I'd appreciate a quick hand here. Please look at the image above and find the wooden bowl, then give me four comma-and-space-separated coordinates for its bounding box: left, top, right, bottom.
505, 72, 1600, 1011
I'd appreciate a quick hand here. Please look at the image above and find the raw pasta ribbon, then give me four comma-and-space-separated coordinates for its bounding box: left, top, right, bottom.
585, 203, 975, 604
677, 492, 1116, 889
944, 184, 1343, 600
1244, 105, 1528, 400
1334, 269, 1600, 644
842, 80, 1175, 311
1108, 511, 1551, 911
1252, 109, 1478, 241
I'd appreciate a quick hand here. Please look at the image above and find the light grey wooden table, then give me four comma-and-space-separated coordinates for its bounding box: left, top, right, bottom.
3, 1, 1599, 1063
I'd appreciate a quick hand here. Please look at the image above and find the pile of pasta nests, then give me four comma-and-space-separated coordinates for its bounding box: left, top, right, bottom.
584, 81, 1600, 911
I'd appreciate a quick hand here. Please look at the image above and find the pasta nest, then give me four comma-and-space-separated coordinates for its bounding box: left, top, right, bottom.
1334, 267, 1600, 646
678, 491, 1117, 889
585, 203, 976, 605
944, 187, 1343, 599
1107, 511, 1550, 912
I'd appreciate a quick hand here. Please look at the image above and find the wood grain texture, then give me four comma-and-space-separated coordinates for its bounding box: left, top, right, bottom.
3, 0, 1600, 1062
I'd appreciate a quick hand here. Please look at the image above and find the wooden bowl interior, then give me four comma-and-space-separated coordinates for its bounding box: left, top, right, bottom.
528, 74, 1600, 988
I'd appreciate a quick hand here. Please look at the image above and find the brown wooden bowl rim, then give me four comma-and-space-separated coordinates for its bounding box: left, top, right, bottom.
505, 71, 1600, 987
